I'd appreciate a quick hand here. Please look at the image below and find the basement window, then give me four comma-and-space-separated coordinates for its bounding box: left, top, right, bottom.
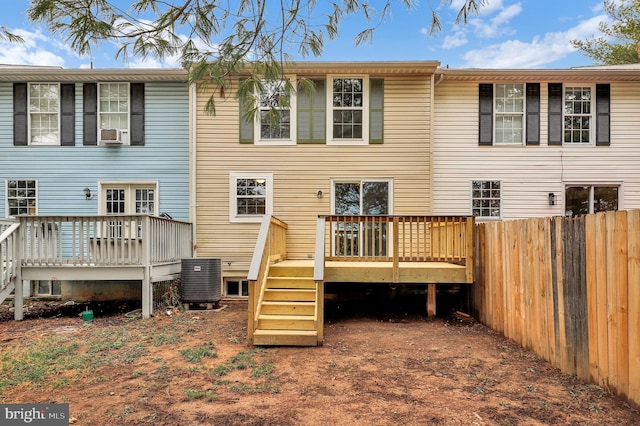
224, 278, 249, 297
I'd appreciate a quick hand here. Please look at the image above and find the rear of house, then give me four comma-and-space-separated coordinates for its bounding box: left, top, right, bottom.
192, 61, 441, 297
432, 66, 640, 220
0, 66, 191, 302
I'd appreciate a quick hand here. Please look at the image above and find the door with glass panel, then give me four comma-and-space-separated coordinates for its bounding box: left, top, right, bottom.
333, 180, 391, 257
102, 184, 156, 238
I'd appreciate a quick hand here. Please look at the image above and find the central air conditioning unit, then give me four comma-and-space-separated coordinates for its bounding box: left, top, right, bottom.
181, 258, 222, 304
100, 129, 122, 145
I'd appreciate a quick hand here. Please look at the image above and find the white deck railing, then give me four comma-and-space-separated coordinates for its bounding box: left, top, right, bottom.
1, 220, 20, 301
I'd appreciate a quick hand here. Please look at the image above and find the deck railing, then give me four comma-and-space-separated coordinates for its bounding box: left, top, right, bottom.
247, 215, 288, 340
15, 215, 192, 267
1, 220, 20, 301
316, 215, 475, 282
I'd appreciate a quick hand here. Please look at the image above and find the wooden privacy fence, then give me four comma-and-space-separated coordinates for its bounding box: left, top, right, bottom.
473, 210, 640, 406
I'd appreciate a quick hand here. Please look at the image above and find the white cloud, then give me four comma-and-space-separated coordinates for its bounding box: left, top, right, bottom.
442, 32, 468, 49
470, 2, 522, 38
461, 15, 606, 68
0, 29, 65, 66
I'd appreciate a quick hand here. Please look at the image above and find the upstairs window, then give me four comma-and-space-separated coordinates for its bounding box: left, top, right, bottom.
29, 83, 59, 145
563, 86, 592, 144
255, 79, 295, 144
495, 84, 524, 144
6, 179, 37, 216
99, 83, 130, 144
329, 77, 367, 143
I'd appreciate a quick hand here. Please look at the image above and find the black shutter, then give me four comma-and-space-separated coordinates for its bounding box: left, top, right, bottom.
548, 83, 563, 146
60, 84, 75, 146
13, 83, 28, 146
478, 83, 493, 146
130, 83, 145, 146
525, 83, 540, 146
83, 83, 97, 146
596, 84, 610, 146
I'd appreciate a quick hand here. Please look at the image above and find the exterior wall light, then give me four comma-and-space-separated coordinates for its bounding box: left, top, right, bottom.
316, 189, 324, 198
84, 187, 93, 200
548, 192, 556, 206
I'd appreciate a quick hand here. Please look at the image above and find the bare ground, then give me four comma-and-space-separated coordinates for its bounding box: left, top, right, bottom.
0, 298, 639, 426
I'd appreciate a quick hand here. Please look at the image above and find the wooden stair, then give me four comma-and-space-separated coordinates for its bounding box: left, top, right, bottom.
252, 262, 320, 346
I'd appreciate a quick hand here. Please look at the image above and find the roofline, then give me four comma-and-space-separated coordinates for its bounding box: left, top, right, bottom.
274, 61, 440, 75
0, 67, 189, 82
436, 67, 640, 82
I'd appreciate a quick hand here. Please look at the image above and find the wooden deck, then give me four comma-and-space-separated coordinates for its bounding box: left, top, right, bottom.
248, 215, 475, 347
1, 215, 193, 320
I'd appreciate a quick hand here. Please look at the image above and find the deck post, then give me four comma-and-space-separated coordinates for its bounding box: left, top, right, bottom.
14, 225, 23, 321
427, 284, 436, 318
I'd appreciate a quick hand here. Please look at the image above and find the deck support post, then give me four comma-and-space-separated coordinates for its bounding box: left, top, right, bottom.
427, 284, 436, 318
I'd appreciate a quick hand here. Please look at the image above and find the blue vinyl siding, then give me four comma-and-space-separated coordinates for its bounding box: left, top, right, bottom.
0, 81, 190, 221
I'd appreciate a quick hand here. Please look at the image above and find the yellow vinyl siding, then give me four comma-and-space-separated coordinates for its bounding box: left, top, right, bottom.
195, 75, 433, 277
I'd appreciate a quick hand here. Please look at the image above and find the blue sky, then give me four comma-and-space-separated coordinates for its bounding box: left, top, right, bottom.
0, 0, 612, 69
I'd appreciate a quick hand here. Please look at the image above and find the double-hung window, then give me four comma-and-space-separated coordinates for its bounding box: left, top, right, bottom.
255, 79, 295, 144
229, 172, 273, 222
29, 83, 59, 145
494, 84, 524, 144
563, 86, 592, 144
6, 179, 37, 216
328, 76, 369, 144
471, 180, 501, 219
99, 83, 130, 144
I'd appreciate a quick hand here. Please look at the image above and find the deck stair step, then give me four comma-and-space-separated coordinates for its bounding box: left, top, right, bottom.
253, 262, 319, 347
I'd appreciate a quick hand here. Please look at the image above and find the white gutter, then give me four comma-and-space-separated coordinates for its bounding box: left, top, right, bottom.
190, 82, 198, 256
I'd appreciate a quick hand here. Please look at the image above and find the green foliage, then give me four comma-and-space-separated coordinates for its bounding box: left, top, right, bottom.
179, 341, 218, 363
572, 0, 640, 65
26, 0, 486, 113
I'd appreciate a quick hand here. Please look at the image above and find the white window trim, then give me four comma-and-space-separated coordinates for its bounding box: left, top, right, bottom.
470, 180, 502, 220
494, 83, 525, 146
28, 82, 61, 146
98, 82, 131, 145
563, 182, 623, 216
223, 277, 249, 298
562, 84, 595, 146
330, 178, 394, 215
326, 75, 369, 146
229, 172, 273, 223
98, 181, 159, 215
254, 76, 297, 146
5, 179, 38, 217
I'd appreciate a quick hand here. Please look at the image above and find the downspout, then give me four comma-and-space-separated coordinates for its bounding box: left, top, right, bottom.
190, 82, 198, 256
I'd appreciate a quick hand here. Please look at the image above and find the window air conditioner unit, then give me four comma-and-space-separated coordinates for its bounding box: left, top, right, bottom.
100, 129, 122, 145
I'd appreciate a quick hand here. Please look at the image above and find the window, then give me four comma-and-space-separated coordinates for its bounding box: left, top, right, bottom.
224, 278, 249, 297
99, 83, 129, 144
229, 172, 273, 222
564, 86, 592, 144
495, 84, 524, 144
29, 83, 59, 145
565, 185, 618, 217
328, 76, 369, 144
255, 79, 295, 144
472, 180, 501, 218
35, 280, 62, 297
6, 179, 37, 216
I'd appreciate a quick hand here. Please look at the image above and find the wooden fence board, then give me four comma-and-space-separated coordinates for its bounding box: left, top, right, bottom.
585, 213, 600, 384
605, 212, 619, 392
594, 212, 610, 389
615, 210, 629, 398
627, 210, 640, 404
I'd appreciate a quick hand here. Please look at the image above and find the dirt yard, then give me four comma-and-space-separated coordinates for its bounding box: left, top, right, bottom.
0, 298, 638, 426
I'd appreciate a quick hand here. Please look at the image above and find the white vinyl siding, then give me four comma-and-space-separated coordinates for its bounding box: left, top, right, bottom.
433, 79, 640, 220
